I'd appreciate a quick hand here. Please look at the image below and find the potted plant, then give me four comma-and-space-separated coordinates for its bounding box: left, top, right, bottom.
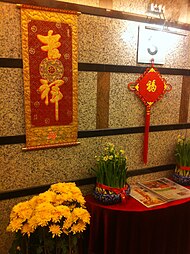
91, 143, 130, 205
173, 135, 190, 185
7, 182, 90, 254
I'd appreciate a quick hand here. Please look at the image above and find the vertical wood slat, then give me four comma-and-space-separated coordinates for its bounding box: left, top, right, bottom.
187, 0, 190, 24
99, 0, 113, 9
96, 72, 110, 129
179, 76, 190, 123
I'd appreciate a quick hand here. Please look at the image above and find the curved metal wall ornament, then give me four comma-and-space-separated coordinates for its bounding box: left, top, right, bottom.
128, 59, 172, 164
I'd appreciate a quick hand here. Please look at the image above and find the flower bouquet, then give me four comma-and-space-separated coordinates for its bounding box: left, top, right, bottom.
173, 135, 190, 185
91, 143, 130, 205
7, 182, 90, 254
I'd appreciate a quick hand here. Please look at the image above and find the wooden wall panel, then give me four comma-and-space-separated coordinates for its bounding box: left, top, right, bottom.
99, 0, 113, 9
179, 76, 190, 123
96, 72, 110, 129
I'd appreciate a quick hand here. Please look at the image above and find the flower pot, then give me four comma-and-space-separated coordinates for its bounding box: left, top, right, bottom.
93, 183, 130, 205
172, 165, 190, 186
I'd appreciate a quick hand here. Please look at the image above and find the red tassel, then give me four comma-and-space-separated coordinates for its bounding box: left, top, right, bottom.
143, 106, 151, 164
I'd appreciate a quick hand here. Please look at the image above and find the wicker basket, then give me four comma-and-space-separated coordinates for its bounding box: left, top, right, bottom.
93, 183, 130, 205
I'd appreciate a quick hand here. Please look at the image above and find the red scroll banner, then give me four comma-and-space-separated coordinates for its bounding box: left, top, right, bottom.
21, 5, 80, 150
128, 60, 172, 164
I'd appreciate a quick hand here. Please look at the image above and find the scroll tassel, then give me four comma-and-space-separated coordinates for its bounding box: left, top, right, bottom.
143, 106, 151, 164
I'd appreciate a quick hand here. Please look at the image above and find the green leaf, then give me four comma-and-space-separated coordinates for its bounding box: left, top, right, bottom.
71, 235, 78, 246
36, 246, 43, 254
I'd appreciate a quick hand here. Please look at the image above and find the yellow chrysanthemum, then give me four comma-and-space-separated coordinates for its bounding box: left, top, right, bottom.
70, 185, 82, 194
7, 218, 24, 232
28, 196, 39, 209
7, 182, 90, 241
10, 201, 32, 220
74, 194, 86, 205
27, 215, 38, 230
62, 207, 90, 234
50, 182, 76, 194
49, 224, 62, 238
62, 215, 74, 233
67, 203, 77, 210
53, 193, 69, 205
11, 201, 27, 214
72, 207, 90, 224
51, 205, 71, 223
34, 202, 55, 226
35, 191, 56, 205
21, 222, 35, 236
70, 220, 86, 234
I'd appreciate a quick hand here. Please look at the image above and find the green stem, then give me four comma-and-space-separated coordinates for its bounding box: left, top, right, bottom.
25, 235, 29, 254
69, 235, 72, 254
43, 228, 48, 254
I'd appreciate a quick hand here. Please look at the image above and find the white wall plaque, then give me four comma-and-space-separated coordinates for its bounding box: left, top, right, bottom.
137, 25, 166, 65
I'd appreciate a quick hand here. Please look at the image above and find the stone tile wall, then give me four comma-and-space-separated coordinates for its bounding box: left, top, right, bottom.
0, 1, 190, 253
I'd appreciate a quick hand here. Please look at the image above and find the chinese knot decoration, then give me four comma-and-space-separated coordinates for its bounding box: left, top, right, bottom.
128, 60, 172, 164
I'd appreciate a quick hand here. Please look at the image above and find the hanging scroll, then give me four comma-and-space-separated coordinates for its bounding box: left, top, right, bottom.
20, 5, 79, 150
128, 60, 172, 164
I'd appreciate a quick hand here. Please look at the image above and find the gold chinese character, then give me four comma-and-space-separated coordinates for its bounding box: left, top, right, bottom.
38, 79, 50, 106
37, 30, 61, 59
50, 80, 64, 121
38, 79, 64, 121
146, 80, 157, 92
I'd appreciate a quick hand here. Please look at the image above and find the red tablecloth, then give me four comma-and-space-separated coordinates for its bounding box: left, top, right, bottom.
85, 195, 190, 254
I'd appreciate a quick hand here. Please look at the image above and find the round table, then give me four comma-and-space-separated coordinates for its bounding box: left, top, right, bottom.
85, 194, 190, 254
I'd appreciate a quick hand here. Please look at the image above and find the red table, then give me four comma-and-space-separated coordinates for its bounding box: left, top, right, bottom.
85, 194, 190, 254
